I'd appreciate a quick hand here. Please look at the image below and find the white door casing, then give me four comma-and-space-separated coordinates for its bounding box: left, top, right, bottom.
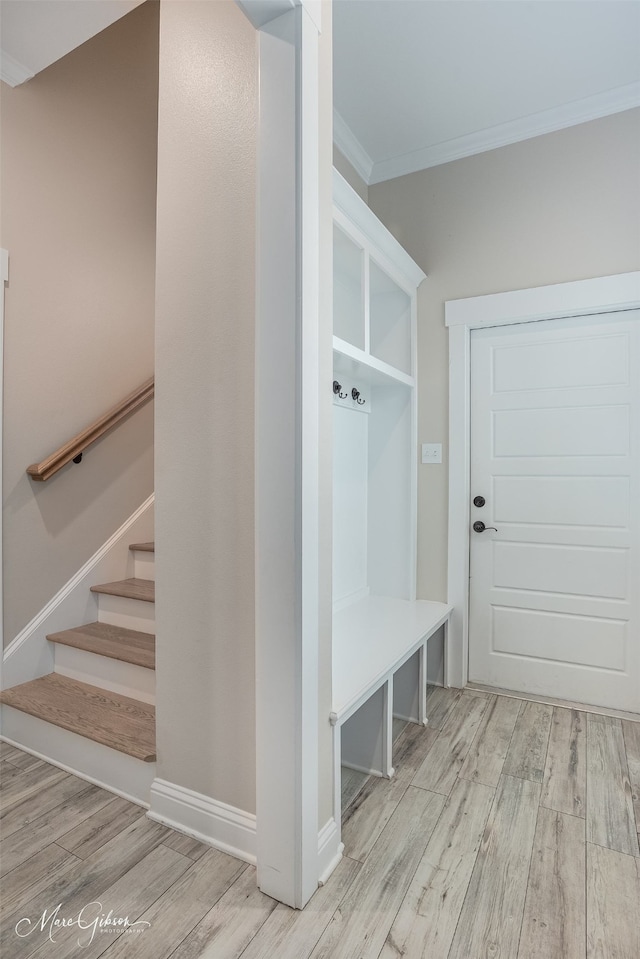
468, 313, 639, 711
445, 272, 640, 693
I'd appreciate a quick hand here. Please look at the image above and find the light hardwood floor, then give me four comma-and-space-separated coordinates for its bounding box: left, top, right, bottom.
2, 687, 639, 959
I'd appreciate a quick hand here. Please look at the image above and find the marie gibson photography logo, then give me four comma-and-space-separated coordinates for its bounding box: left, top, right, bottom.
15, 902, 151, 947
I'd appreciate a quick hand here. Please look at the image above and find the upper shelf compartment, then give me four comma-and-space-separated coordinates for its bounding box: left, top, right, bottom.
333, 169, 426, 386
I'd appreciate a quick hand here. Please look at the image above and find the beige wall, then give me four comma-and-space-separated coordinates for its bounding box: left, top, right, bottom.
333, 146, 368, 204
154, 0, 257, 811
1, 2, 158, 644
369, 109, 640, 602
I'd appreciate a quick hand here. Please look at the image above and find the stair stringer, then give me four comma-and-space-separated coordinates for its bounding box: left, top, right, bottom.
1, 495, 154, 693
1, 710, 155, 806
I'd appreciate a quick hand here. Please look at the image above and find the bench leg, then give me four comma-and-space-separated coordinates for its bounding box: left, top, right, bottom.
382, 677, 394, 778
418, 639, 428, 725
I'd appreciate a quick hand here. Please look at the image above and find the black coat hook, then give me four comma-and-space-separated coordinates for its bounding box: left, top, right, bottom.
351, 388, 365, 405
333, 380, 348, 399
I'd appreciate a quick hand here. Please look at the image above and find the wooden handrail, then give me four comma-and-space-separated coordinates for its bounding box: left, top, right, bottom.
27, 377, 154, 482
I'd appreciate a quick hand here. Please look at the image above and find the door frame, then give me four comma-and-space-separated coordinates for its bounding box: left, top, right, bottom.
444, 271, 640, 689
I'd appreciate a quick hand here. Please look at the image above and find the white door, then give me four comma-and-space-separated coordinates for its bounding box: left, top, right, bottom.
469, 312, 639, 712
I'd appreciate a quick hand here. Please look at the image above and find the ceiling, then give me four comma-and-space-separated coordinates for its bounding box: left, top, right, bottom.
333, 0, 640, 184
2, 0, 638, 186
0, 0, 144, 86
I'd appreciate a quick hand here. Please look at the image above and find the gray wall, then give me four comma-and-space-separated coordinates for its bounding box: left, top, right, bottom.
154, 0, 257, 812
369, 109, 640, 602
1, 2, 158, 644
333, 146, 368, 203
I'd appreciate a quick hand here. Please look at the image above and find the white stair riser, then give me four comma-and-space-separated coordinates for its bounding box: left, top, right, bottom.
97, 594, 155, 631
54, 645, 155, 705
133, 551, 155, 581
0, 706, 155, 806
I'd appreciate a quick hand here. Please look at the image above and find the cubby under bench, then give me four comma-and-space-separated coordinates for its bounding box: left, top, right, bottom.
331, 595, 453, 823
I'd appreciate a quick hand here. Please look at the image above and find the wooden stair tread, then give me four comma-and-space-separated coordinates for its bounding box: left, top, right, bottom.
47, 622, 155, 670
129, 542, 154, 552
90, 577, 155, 603
0, 674, 155, 762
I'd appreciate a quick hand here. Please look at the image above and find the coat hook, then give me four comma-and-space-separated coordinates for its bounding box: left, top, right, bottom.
333, 380, 348, 399
351, 388, 365, 405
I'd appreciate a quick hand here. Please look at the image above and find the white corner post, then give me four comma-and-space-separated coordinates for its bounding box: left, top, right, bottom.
251, 2, 322, 908
0, 250, 7, 664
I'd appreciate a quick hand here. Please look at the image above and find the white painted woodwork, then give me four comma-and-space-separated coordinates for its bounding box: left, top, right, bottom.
330, 173, 455, 848
369, 259, 412, 374
392, 649, 423, 724
469, 313, 639, 711
0, 250, 7, 664
332, 597, 452, 723
332, 172, 422, 615
341, 686, 392, 778
1, 496, 154, 690
96, 592, 155, 632
331, 597, 451, 827
148, 778, 257, 865
53, 644, 155, 705
332, 404, 369, 608
132, 549, 155, 581
0, 718, 155, 807
446, 272, 640, 691
253, 2, 322, 909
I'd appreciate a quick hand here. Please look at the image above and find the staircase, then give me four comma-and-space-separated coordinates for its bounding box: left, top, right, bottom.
0, 542, 156, 805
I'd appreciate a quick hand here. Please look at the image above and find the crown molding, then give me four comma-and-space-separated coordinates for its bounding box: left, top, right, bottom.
369, 81, 640, 184
333, 109, 374, 185
1, 49, 34, 87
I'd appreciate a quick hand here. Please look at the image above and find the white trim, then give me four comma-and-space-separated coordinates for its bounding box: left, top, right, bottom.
255, 3, 321, 909
369, 82, 640, 184
0, 49, 34, 87
317, 818, 343, 885
0, 721, 154, 807
53, 644, 155, 704
148, 778, 256, 865
333, 169, 426, 288
445, 272, 640, 689
2, 495, 154, 689
445, 271, 640, 329
0, 250, 8, 668
333, 110, 374, 185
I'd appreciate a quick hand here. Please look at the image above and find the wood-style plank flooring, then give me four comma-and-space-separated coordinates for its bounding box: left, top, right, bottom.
2, 687, 639, 959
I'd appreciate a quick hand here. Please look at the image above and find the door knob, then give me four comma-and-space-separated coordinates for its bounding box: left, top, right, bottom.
473, 521, 498, 533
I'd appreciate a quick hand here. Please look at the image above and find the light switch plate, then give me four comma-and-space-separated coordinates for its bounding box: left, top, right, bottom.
421, 443, 442, 464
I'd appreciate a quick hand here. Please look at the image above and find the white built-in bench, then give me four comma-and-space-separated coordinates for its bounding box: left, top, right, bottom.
331, 596, 453, 822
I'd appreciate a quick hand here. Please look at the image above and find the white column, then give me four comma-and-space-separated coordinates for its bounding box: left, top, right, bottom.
0, 250, 8, 658
254, 2, 322, 908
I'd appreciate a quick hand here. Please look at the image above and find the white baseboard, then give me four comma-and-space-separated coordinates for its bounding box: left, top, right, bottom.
0, 711, 155, 806
148, 778, 256, 865
318, 818, 343, 885
1, 495, 154, 691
